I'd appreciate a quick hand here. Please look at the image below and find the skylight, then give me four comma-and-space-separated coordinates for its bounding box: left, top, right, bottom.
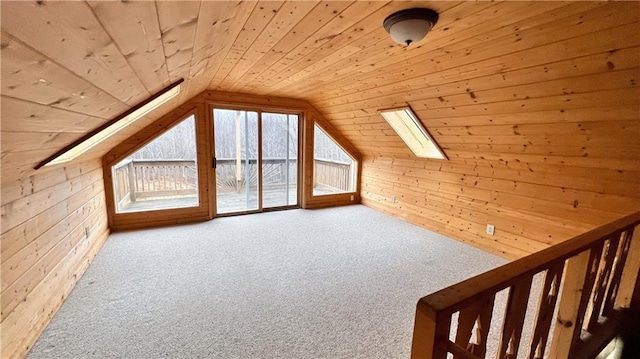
35, 80, 183, 169
379, 107, 447, 159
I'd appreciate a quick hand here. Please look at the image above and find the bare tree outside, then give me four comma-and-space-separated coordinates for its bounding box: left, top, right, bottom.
131, 115, 197, 161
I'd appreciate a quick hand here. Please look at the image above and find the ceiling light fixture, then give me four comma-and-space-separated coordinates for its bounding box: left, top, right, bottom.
383, 8, 439, 46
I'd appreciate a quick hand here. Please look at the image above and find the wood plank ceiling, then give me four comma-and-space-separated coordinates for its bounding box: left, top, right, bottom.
2, 1, 639, 209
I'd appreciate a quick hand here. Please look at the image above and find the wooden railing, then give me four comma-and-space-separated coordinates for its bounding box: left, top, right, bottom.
215, 158, 298, 193
113, 159, 197, 207
411, 212, 640, 359
114, 158, 353, 207
314, 158, 353, 192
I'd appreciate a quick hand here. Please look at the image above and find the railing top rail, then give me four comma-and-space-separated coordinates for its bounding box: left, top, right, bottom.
314, 158, 352, 166
113, 158, 133, 170
215, 158, 298, 162
420, 211, 640, 315
131, 158, 196, 164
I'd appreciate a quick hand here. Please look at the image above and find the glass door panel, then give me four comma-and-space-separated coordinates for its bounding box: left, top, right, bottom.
214, 109, 259, 214
261, 113, 298, 208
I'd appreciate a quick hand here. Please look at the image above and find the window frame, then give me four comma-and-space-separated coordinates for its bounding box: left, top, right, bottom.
311, 123, 358, 196
379, 106, 448, 160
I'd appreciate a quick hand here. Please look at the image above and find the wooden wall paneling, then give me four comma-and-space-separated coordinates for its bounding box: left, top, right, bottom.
187, 1, 256, 97
264, 1, 499, 94
359, 105, 640, 261
186, 1, 252, 97
86, 0, 170, 93
1, 166, 103, 232
362, 194, 530, 260
1, 228, 109, 359
1, 162, 103, 260
0, 160, 94, 207
431, 119, 639, 138
0, 158, 109, 359
1, 194, 103, 292
289, 1, 571, 97
231, 0, 364, 94
448, 150, 640, 174
0, 96, 107, 134
200, 90, 309, 110
413, 86, 638, 120
331, 105, 639, 130
1, 188, 104, 320
320, 31, 640, 121
156, 0, 199, 84
319, 65, 638, 119
208, 0, 285, 90
318, 44, 639, 115
1, 132, 82, 158
216, 1, 318, 91
359, 174, 568, 243
0, 1, 150, 105
0, 32, 127, 119
370, 155, 638, 213
300, 2, 627, 99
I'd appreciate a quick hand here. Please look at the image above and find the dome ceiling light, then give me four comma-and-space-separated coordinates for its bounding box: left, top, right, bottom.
383, 8, 439, 46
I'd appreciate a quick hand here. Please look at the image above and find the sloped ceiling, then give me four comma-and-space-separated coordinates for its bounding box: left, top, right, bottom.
1, 1, 639, 184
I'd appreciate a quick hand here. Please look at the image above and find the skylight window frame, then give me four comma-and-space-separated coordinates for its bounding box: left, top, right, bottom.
34, 79, 184, 170
379, 106, 447, 160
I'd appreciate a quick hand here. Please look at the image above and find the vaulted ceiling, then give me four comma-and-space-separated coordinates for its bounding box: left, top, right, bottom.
1, 1, 639, 184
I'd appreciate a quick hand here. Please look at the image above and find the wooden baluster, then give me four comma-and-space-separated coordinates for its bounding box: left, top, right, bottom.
528, 263, 564, 359
497, 274, 534, 359
549, 242, 604, 358
162, 165, 166, 191
587, 234, 621, 331
577, 242, 604, 335
411, 299, 450, 359
139, 166, 144, 193
615, 227, 640, 309
151, 166, 156, 191
454, 294, 495, 359
602, 229, 633, 316
127, 161, 136, 202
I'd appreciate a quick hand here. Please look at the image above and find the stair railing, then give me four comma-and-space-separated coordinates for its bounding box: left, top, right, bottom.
411, 211, 640, 359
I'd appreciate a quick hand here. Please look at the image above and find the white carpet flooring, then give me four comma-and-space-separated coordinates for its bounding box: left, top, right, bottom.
27, 205, 506, 359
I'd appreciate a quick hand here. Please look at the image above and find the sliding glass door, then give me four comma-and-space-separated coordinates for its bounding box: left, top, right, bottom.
214, 109, 259, 214
213, 108, 299, 215
262, 113, 298, 208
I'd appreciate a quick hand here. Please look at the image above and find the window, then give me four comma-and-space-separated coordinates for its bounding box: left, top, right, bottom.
313, 124, 356, 195
38, 80, 181, 169
379, 107, 446, 159
112, 115, 199, 213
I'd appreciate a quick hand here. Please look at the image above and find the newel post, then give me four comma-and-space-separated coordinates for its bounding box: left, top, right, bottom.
411, 299, 449, 359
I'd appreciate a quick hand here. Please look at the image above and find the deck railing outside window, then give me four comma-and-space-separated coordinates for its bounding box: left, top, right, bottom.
313, 158, 353, 193
113, 159, 198, 211
113, 158, 353, 211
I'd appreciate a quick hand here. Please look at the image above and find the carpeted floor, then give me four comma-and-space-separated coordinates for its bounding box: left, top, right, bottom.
27, 205, 506, 359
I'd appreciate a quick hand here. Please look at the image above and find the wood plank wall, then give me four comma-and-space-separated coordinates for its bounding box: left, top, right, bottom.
0, 159, 109, 359
308, 4, 640, 260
